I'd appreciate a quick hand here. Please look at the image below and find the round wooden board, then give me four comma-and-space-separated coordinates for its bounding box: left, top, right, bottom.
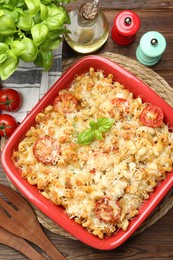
4, 52, 173, 240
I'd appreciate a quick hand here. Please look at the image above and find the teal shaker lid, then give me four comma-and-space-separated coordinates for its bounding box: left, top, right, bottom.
136, 31, 166, 66
140, 31, 166, 57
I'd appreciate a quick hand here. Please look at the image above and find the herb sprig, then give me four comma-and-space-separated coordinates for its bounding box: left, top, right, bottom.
77, 118, 115, 145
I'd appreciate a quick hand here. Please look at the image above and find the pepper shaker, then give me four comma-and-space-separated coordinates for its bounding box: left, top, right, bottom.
136, 31, 167, 66
111, 10, 140, 45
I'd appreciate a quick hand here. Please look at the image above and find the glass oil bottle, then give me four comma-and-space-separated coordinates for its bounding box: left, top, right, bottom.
63, 0, 109, 54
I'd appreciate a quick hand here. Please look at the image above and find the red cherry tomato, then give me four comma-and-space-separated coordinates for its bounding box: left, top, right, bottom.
53, 93, 77, 113
94, 196, 121, 224
0, 88, 22, 112
111, 98, 130, 112
140, 104, 164, 128
33, 136, 61, 165
0, 114, 18, 137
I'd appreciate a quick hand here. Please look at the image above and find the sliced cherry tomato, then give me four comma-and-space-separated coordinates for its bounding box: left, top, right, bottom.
111, 98, 130, 112
94, 196, 121, 224
33, 136, 61, 165
0, 114, 18, 137
53, 93, 77, 113
140, 104, 164, 128
0, 88, 22, 112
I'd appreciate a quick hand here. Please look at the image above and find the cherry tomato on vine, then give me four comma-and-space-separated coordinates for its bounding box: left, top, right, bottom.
0, 88, 22, 112
0, 114, 18, 137
140, 104, 164, 128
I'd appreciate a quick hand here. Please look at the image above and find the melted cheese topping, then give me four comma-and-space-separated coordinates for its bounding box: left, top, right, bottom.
12, 68, 173, 239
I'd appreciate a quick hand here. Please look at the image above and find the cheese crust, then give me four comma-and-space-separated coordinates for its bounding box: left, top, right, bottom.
12, 68, 173, 239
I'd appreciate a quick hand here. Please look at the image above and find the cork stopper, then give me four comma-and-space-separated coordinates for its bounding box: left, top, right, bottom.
78, 0, 100, 26
79, 2, 98, 20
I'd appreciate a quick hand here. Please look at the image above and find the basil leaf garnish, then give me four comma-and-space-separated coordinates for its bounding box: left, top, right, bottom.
77, 128, 94, 145
77, 117, 114, 145
94, 129, 103, 140
89, 120, 98, 129
97, 118, 115, 132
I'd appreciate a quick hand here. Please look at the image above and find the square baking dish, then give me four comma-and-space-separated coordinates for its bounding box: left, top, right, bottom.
1, 55, 173, 250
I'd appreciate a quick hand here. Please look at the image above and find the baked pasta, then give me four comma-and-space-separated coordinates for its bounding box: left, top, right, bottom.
12, 67, 173, 239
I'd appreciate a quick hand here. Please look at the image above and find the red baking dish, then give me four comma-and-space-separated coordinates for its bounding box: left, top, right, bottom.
1, 55, 173, 250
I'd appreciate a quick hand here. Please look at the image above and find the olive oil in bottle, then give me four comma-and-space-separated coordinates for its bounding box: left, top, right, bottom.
64, 0, 109, 53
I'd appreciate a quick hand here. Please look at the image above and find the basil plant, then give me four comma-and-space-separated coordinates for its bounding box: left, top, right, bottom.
0, 0, 74, 80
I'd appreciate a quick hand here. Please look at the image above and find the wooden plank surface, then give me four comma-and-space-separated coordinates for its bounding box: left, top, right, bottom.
66, 0, 173, 9
0, 1, 173, 259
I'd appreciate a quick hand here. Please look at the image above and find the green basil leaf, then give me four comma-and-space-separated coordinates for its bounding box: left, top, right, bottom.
34, 49, 53, 71
48, 5, 65, 17
44, 16, 63, 31
45, 5, 69, 31
33, 12, 42, 24
94, 129, 103, 141
40, 4, 48, 20
2, 9, 19, 27
3, 4, 14, 11
38, 35, 61, 51
47, 31, 58, 40
9, 9, 20, 23
20, 37, 38, 62
0, 10, 4, 17
0, 14, 16, 36
49, 28, 70, 38
49, 37, 61, 50
97, 118, 115, 133
25, 0, 41, 16
39, 37, 50, 51
41, 0, 52, 4
33, 51, 42, 67
16, 11, 34, 31
89, 120, 98, 130
16, 0, 26, 8
7, 0, 25, 7
0, 43, 9, 63
0, 53, 19, 80
31, 24, 49, 46
4, 36, 14, 46
10, 40, 25, 56
54, 0, 73, 3
9, 0, 20, 7
38, 49, 53, 71
77, 128, 94, 145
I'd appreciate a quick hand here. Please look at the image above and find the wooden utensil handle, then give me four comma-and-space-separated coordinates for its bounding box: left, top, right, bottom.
0, 228, 45, 260
32, 230, 66, 260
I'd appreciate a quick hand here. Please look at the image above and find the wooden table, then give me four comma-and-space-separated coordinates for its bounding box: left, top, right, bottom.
0, 1, 173, 259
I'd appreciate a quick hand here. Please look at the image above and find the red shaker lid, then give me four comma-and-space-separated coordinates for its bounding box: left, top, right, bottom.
113, 10, 140, 37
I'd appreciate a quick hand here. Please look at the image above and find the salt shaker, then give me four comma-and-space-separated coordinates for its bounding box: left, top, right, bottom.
111, 10, 140, 45
63, 0, 109, 53
136, 31, 167, 66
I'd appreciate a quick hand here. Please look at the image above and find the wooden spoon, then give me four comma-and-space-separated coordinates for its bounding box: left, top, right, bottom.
0, 184, 66, 260
0, 227, 45, 259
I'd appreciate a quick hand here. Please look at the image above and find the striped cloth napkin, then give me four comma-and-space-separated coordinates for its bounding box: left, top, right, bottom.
2, 43, 62, 123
